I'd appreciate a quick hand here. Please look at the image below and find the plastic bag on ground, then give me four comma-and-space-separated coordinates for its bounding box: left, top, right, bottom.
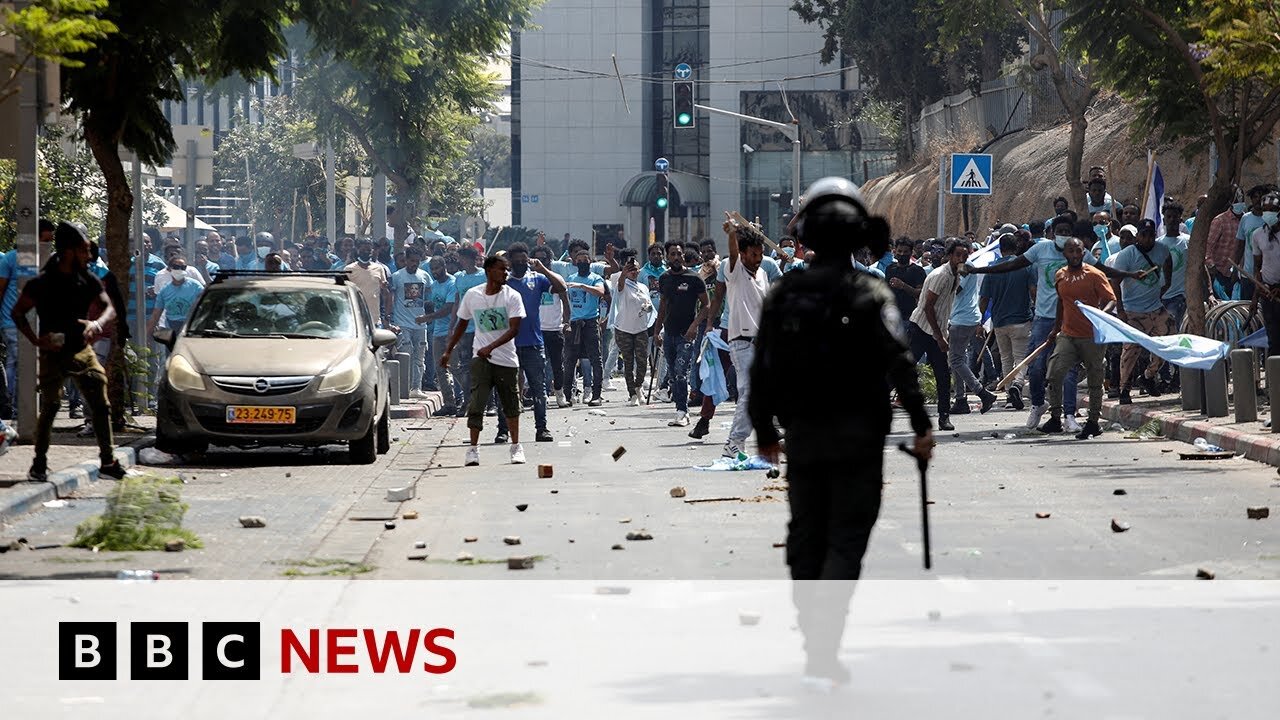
139, 447, 176, 465
693, 454, 777, 472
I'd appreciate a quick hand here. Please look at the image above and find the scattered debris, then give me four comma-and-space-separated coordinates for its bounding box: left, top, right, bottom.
515, 504, 529, 512
1035, 512, 1051, 519
384, 521, 396, 530
285, 472, 292, 478
1003, 433, 1017, 439
414, 541, 427, 549
385, 486, 415, 502
42, 499, 68, 509
927, 610, 942, 621
744, 495, 780, 503
1110, 519, 1130, 533
239, 516, 267, 529
164, 539, 185, 552
611, 544, 624, 550
618, 518, 632, 524
1179, 451, 1233, 460
550, 489, 558, 494
1247, 506, 1271, 520
538, 464, 554, 478
464, 536, 478, 543
507, 556, 536, 570
1196, 568, 1216, 580
1126, 419, 1164, 440
611, 446, 627, 461
625, 531, 653, 541
402, 510, 419, 520
584, 439, 591, 444
670, 486, 687, 498
772, 542, 786, 548
739, 612, 761, 626
1114, 489, 1127, 496
762, 484, 788, 492
138, 448, 176, 465
456, 552, 474, 562
503, 536, 522, 545
588, 409, 608, 416
407, 551, 428, 561
684, 496, 743, 504
766, 467, 781, 479
568, 538, 575, 543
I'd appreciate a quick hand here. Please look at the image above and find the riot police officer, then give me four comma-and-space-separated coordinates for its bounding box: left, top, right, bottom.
749, 177, 934, 687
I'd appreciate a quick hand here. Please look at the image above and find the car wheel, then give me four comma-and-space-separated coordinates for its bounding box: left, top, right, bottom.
376, 408, 390, 455
349, 419, 377, 465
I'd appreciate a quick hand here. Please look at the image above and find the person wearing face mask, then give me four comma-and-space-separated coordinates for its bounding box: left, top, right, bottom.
1206, 188, 1247, 299
345, 238, 391, 327
561, 248, 608, 407
966, 215, 1140, 432
1090, 212, 1121, 258
148, 258, 201, 341
1107, 219, 1173, 403
1235, 184, 1277, 301
1247, 193, 1280, 359
654, 242, 709, 427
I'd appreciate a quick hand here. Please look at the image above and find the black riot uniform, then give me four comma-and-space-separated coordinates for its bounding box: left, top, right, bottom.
747, 177, 933, 685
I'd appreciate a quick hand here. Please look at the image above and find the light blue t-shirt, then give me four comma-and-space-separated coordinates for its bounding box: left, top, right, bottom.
567, 271, 605, 321
0, 249, 18, 330
1108, 243, 1171, 314
427, 274, 457, 337
1239, 213, 1266, 275
453, 269, 488, 334
156, 280, 201, 325
1160, 234, 1189, 300
638, 262, 666, 311
389, 268, 431, 331
950, 272, 981, 326
1022, 240, 1100, 319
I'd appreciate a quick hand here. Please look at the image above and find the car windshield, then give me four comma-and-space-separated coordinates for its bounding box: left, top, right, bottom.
185, 286, 357, 339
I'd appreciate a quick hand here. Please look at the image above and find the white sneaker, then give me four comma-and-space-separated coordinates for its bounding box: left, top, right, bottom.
1063, 416, 1082, 433
605, 379, 618, 392
668, 412, 690, 427
659, 388, 673, 403
410, 389, 428, 399
557, 396, 571, 408
465, 447, 480, 467
510, 443, 526, 464
722, 441, 743, 458
627, 393, 638, 406
1025, 404, 1047, 429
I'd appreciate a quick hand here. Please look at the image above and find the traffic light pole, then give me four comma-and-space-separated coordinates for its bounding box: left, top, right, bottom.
14, 3, 41, 442
694, 104, 801, 214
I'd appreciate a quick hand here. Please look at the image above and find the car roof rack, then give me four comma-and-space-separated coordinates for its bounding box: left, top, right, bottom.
212, 270, 350, 285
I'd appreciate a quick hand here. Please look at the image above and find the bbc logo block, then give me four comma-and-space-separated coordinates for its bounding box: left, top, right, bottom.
58, 621, 261, 680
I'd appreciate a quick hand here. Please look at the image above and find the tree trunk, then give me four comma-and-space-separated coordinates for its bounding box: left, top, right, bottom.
1186, 174, 1235, 335
84, 123, 133, 424
1064, 110, 1088, 214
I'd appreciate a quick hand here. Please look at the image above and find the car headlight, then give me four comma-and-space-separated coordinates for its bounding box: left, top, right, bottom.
319, 355, 362, 393
167, 354, 205, 392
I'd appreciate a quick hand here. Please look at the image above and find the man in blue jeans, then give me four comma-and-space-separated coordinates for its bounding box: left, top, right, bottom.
496, 242, 567, 443
654, 241, 709, 427
387, 246, 432, 397
0, 245, 20, 419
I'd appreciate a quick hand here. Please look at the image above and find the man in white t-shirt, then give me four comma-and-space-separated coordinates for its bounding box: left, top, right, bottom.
440, 253, 528, 466
721, 220, 769, 458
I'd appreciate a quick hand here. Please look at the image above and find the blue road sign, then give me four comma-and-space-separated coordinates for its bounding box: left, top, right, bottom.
654, 157, 670, 173
674, 63, 692, 80
950, 153, 993, 196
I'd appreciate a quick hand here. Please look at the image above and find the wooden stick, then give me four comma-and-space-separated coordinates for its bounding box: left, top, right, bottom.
996, 339, 1053, 391
683, 497, 743, 504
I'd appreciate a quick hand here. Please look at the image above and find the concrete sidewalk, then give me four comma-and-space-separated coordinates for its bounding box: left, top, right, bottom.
0, 412, 155, 525
1098, 390, 1280, 467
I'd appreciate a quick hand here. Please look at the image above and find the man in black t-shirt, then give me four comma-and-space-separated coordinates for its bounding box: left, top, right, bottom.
654, 243, 710, 427
10, 223, 127, 482
884, 237, 927, 334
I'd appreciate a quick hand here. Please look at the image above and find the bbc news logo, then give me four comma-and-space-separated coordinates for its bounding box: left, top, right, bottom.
58, 622, 456, 680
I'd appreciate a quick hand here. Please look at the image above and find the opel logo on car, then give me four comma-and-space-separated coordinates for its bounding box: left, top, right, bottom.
253, 378, 271, 394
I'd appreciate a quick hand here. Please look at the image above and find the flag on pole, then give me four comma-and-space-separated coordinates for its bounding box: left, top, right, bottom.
967, 237, 1002, 269
1142, 158, 1165, 237
1076, 302, 1229, 370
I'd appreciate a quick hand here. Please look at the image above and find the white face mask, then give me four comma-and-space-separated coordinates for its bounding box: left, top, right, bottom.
170, 269, 187, 282
1054, 235, 1072, 249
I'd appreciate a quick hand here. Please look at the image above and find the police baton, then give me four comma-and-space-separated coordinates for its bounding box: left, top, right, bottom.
897, 442, 932, 570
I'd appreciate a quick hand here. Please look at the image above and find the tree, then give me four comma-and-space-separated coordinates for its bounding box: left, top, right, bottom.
61, 0, 289, 416
1064, 0, 1280, 334
935, 1, 1099, 212
0, 0, 115, 102
291, 0, 537, 249
791, 0, 1023, 160
469, 125, 511, 196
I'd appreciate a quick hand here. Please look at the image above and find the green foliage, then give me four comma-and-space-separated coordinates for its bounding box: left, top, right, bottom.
469, 125, 512, 192
917, 362, 937, 404
71, 474, 203, 551
0, 0, 116, 99
1198, 0, 1280, 90
279, 558, 374, 577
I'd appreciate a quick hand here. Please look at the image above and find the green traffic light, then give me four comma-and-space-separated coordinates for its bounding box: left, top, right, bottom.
656, 197, 669, 209
677, 112, 692, 126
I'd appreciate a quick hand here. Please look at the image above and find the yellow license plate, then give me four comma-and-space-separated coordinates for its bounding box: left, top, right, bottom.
225, 406, 296, 424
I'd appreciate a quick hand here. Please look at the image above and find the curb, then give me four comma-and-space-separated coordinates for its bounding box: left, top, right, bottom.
1100, 401, 1280, 468
0, 435, 155, 525
390, 391, 444, 420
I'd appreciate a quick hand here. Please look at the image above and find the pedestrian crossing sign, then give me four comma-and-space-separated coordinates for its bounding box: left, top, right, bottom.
950, 153, 993, 195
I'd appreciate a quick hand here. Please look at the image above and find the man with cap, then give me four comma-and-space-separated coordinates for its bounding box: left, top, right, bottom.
10, 222, 128, 481
750, 177, 932, 688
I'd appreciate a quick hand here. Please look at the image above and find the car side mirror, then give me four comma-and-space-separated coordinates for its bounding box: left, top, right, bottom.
371, 328, 397, 349
153, 328, 175, 349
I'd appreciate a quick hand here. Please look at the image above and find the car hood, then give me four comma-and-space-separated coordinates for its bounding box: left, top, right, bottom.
178, 337, 360, 377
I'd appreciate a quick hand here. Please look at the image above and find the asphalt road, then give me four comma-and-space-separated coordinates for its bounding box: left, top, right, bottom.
2, 391, 1278, 581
